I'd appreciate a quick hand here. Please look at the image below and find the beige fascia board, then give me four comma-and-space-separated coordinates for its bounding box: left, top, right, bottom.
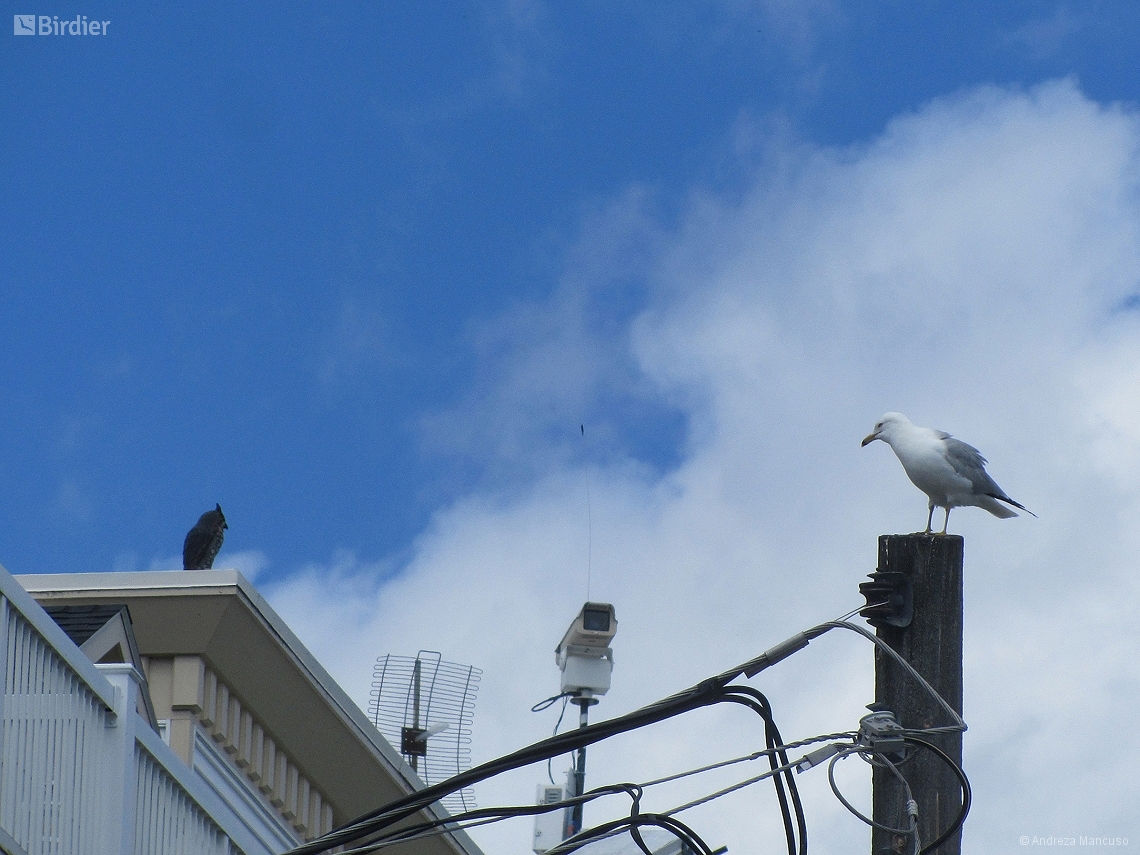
20, 569, 247, 597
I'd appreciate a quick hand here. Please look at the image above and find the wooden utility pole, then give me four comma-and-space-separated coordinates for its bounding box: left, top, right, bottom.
871, 534, 964, 855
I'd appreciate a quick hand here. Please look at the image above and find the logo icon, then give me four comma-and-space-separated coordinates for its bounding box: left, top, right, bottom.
14, 14, 36, 34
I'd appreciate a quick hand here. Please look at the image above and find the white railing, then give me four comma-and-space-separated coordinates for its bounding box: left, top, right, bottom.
134, 741, 231, 855
0, 590, 115, 855
1, 567, 290, 855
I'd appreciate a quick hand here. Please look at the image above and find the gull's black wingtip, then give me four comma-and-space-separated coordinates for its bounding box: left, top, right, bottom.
990, 493, 1037, 518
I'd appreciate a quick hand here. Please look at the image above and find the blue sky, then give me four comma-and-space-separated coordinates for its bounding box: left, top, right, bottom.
5, 2, 1139, 575
6, 3, 1140, 853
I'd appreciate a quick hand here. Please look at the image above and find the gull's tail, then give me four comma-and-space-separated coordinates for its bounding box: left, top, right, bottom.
987, 493, 1037, 519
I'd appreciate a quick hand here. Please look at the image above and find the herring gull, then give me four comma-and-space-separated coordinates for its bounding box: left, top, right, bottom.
862, 412, 1035, 534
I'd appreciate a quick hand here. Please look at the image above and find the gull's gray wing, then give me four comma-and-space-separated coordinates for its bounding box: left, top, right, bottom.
942, 437, 1028, 510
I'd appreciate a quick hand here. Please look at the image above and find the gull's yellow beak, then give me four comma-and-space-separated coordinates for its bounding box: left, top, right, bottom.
861, 432, 879, 447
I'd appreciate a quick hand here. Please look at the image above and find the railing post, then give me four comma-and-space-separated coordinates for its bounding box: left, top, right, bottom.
0, 597, 9, 732
100, 665, 142, 855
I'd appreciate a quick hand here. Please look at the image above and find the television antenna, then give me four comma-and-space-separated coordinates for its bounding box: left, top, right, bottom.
369, 650, 482, 813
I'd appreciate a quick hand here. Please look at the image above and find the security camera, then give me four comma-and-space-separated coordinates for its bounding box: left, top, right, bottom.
556, 602, 617, 657
556, 602, 617, 696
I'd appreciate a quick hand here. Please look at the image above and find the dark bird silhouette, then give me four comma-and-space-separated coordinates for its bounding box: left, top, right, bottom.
183, 504, 227, 570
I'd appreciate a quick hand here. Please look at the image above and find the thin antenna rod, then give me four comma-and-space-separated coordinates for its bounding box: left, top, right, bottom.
581, 424, 592, 602
586, 477, 593, 602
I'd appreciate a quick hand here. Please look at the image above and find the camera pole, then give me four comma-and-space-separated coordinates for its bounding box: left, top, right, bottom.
566, 693, 598, 837
534, 602, 616, 852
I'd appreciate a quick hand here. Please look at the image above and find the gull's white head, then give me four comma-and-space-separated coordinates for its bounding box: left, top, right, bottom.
861, 412, 913, 447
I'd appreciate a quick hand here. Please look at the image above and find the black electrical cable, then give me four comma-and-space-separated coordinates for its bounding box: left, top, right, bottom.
341, 733, 833, 855
333, 783, 645, 854
330, 730, 837, 855
309, 619, 846, 855
825, 736, 971, 855
549, 814, 716, 855
531, 689, 575, 789
629, 823, 653, 855
722, 693, 797, 855
625, 786, 652, 855
904, 736, 971, 855
721, 686, 807, 855
532, 691, 575, 712
283, 674, 739, 854
542, 694, 571, 785
283, 608, 967, 855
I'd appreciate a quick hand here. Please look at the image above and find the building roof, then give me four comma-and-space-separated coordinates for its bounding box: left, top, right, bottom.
39, 601, 159, 727
17, 569, 483, 855
42, 603, 128, 646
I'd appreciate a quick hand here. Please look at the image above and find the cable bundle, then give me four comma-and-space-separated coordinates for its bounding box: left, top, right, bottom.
282, 610, 971, 855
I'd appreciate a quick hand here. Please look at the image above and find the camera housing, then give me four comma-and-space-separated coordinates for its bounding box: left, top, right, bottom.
555, 602, 617, 696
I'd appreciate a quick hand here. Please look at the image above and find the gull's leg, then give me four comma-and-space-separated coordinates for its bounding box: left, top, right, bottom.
940, 506, 951, 535
925, 505, 935, 534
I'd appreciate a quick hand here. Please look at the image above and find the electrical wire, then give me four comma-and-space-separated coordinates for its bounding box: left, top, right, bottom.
905, 736, 972, 854
327, 783, 645, 854
549, 813, 717, 855
664, 753, 805, 816
827, 747, 915, 835
283, 606, 969, 855
307, 727, 962, 855
328, 750, 790, 855
339, 742, 800, 855
719, 686, 806, 855
532, 692, 573, 785
319, 733, 862, 855
826, 736, 971, 855
639, 731, 856, 790
284, 676, 757, 853
567, 738, 857, 852
818, 620, 966, 733
532, 691, 575, 712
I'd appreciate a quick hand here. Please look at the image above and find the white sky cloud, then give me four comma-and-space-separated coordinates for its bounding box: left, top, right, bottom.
266, 78, 1140, 854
